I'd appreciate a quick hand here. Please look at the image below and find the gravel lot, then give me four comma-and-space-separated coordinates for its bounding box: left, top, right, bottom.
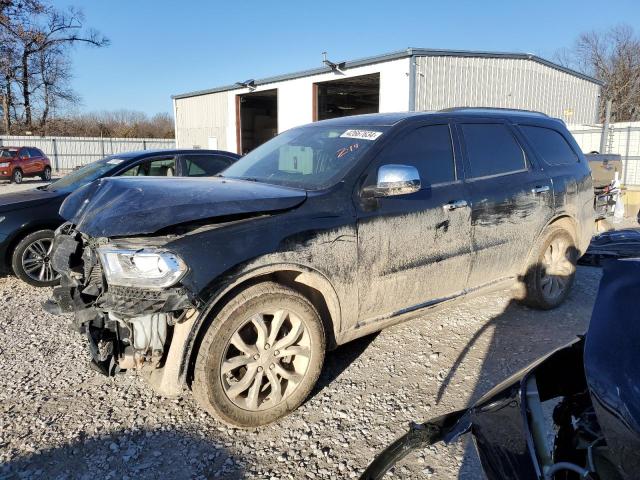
0, 178, 603, 479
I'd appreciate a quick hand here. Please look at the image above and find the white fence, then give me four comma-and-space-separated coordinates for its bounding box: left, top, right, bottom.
0, 135, 176, 171
569, 122, 640, 186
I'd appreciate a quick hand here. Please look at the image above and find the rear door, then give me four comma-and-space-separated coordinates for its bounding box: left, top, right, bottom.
29, 148, 44, 172
355, 122, 473, 323
179, 153, 236, 177
518, 124, 586, 221
457, 120, 554, 288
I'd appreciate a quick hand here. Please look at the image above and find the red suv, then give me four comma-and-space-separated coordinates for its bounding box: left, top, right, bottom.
0, 146, 52, 184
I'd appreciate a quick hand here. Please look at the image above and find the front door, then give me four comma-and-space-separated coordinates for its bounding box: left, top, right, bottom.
18, 148, 35, 174
355, 123, 473, 324
457, 121, 554, 288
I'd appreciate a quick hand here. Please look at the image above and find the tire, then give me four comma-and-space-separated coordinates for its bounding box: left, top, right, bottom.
11, 230, 60, 287
40, 166, 52, 181
518, 227, 578, 310
11, 169, 22, 184
192, 282, 326, 427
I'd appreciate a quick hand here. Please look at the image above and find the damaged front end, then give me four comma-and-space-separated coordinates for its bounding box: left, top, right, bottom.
45, 223, 194, 378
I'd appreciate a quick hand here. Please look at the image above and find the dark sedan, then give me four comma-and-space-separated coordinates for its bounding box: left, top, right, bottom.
0, 149, 239, 287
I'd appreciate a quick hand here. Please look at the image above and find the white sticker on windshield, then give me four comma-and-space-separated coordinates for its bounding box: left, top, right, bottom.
106, 159, 124, 165
340, 129, 383, 141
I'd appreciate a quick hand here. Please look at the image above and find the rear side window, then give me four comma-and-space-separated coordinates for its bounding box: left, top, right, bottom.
376, 124, 456, 185
520, 125, 578, 166
29, 148, 43, 157
461, 123, 526, 178
19, 148, 30, 158
183, 154, 232, 177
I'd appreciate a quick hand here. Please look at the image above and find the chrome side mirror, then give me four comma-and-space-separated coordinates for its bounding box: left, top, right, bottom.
374, 164, 421, 197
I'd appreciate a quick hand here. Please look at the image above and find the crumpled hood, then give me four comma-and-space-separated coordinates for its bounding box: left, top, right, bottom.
60, 176, 307, 237
0, 188, 63, 213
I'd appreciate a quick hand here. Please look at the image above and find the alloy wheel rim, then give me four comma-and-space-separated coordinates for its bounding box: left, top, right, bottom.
22, 238, 59, 283
220, 309, 311, 411
540, 237, 574, 300
44, 169, 51, 180
15, 171, 21, 182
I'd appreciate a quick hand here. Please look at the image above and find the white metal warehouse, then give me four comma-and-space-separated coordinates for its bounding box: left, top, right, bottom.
172, 48, 602, 154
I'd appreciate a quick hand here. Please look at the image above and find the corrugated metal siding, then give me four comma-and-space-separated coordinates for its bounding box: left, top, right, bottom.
0, 135, 175, 170
414, 56, 600, 124
174, 91, 229, 150
570, 122, 640, 185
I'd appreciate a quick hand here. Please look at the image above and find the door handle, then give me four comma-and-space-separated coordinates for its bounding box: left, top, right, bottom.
442, 199, 468, 211
532, 185, 550, 194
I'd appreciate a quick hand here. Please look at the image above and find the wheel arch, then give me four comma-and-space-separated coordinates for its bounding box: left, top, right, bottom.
520, 214, 579, 277
182, 263, 342, 387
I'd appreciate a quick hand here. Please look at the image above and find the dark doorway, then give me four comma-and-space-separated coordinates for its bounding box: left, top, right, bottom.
315, 73, 380, 121
237, 89, 278, 154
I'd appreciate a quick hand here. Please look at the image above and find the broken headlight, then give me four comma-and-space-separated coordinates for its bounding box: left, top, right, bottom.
97, 247, 187, 289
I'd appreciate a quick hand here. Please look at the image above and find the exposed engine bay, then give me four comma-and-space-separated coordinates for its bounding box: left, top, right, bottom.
45, 224, 194, 376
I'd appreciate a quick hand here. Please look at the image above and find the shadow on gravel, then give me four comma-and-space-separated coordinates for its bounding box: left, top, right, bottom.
0, 428, 244, 480
308, 332, 380, 402
436, 268, 597, 479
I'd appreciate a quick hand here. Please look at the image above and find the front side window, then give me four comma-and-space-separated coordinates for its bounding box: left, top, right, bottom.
19, 148, 30, 158
0, 149, 18, 158
461, 123, 526, 179
122, 157, 176, 177
222, 125, 389, 190
375, 124, 455, 186
183, 154, 232, 177
520, 125, 579, 166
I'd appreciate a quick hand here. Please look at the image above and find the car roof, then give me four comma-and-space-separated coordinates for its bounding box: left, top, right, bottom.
108, 149, 240, 159
311, 108, 563, 128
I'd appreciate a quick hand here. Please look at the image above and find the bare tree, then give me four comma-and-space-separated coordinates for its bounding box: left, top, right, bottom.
0, 1, 108, 133
558, 24, 640, 122
43, 110, 175, 139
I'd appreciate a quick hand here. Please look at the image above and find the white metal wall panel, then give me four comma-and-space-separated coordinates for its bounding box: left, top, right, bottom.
174, 91, 229, 150
414, 56, 600, 125
174, 58, 411, 154
569, 122, 640, 185
0, 135, 175, 170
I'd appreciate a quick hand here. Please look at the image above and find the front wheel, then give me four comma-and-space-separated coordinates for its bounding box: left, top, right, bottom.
11, 230, 60, 287
192, 282, 325, 427
518, 227, 578, 310
11, 169, 22, 184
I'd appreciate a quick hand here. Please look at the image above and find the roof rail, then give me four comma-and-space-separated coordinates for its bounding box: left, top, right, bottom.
438, 107, 549, 117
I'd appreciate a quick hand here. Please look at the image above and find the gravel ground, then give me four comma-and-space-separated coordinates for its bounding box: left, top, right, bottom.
0, 179, 605, 479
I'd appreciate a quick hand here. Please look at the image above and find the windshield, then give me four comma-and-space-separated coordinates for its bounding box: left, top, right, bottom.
45, 157, 125, 191
221, 125, 389, 190
0, 149, 18, 158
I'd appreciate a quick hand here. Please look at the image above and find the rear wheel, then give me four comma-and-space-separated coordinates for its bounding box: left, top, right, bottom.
12, 230, 60, 287
192, 282, 325, 427
11, 169, 22, 184
41, 166, 52, 181
518, 227, 577, 309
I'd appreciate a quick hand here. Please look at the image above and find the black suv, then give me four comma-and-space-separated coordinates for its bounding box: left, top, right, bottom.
47, 109, 594, 427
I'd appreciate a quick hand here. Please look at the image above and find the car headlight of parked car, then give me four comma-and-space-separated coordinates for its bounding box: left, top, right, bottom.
97, 247, 187, 288
0, 162, 10, 168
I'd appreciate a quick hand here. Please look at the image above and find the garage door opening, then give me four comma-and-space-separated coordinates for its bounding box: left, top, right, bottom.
315, 73, 380, 121
237, 89, 278, 154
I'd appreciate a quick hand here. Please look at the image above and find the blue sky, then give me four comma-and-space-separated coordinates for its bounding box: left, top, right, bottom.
50, 0, 640, 116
